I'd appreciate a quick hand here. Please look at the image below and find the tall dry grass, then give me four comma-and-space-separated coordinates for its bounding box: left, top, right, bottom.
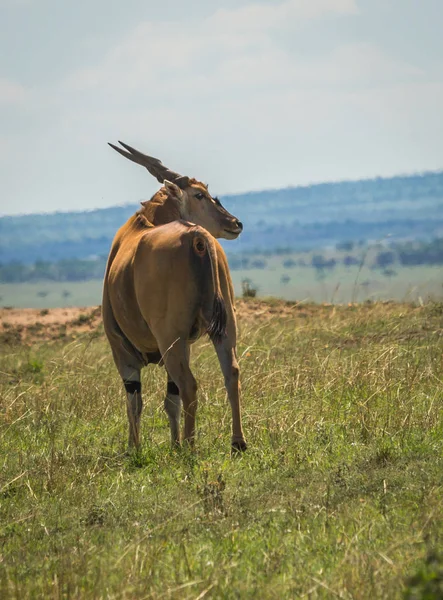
1, 300, 442, 598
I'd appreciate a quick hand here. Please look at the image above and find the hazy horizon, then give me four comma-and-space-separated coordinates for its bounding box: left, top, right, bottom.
1, 167, 442, 219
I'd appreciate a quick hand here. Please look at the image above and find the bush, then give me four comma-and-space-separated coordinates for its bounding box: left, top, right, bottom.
343, 255, 360, 267
250, 259, 267, 269
283, 259, 296, 268
336, 240, 355, 252
241, 279, 257, 298
404, 550, 443, 599
374, 251, 396, 269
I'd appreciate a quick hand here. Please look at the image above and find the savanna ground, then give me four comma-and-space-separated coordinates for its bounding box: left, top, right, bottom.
1, 299, 443, 599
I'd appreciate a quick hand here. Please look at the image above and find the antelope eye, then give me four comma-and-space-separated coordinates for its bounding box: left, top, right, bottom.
195, 192, 204, 200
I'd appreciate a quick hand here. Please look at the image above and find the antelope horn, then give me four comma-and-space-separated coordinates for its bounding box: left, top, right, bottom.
108, 141, 190, 189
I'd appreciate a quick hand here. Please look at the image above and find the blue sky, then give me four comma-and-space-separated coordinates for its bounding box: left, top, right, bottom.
0, 0, 442, 215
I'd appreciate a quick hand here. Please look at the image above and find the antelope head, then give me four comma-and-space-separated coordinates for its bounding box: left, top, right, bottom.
109, 141, 243, 240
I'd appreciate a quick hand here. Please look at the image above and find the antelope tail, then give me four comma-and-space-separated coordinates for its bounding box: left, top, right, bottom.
191, 231, 227, 343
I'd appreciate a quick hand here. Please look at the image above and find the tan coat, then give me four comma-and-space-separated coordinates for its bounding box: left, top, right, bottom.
103, 164, 246, 452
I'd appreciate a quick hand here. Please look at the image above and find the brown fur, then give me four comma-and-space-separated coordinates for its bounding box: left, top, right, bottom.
103, 183, 246, 451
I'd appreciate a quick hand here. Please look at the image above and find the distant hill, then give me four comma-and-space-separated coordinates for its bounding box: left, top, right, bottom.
1, 171, 442, 264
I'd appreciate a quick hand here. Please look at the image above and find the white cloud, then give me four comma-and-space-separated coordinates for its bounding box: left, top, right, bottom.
0, 78, 26, 105
0, 0, 35, 6
1, 0, 442, 215
208, 0, 358, 32
63, 0, 359, 94
63, 0, 425, 103
59, 7, 427, 125
22, 0, 433, 193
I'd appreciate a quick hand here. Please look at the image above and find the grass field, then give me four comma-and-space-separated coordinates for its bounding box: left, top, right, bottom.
1, 300, 443, 598
0, 263, 442, 309
234, 262, 443, 304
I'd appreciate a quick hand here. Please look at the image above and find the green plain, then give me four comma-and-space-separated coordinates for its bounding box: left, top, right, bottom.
1, 301, 443, 598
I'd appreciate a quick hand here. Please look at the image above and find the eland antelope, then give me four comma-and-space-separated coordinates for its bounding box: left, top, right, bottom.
103, 142, 247, 452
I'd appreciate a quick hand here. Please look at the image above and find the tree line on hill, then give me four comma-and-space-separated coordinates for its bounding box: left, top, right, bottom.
0, 257, 107, 283
1, 171, 442, 264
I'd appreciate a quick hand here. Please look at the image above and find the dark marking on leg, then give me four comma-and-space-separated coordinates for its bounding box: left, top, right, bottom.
124, 380, 141, 394
167, 380, 179, 396
231, 439, 248, 454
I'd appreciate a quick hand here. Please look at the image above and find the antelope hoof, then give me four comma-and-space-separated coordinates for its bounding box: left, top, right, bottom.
182, 438, 195, 450
231, 439, 247, 454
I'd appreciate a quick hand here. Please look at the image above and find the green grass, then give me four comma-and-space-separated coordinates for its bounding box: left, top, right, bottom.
1, 264, 442, 308
1, 301, 443, 598
232, 261, 443, 304
0, 280, 104, 309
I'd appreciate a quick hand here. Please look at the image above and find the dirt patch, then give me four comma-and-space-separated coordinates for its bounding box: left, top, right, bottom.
235, 298, 326, 321
0, 299, 424, 346
0, 306, 102, 345
0, 301, 302, 345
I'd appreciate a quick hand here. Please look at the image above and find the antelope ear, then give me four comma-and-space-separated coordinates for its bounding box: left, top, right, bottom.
164, 179, 184, 201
